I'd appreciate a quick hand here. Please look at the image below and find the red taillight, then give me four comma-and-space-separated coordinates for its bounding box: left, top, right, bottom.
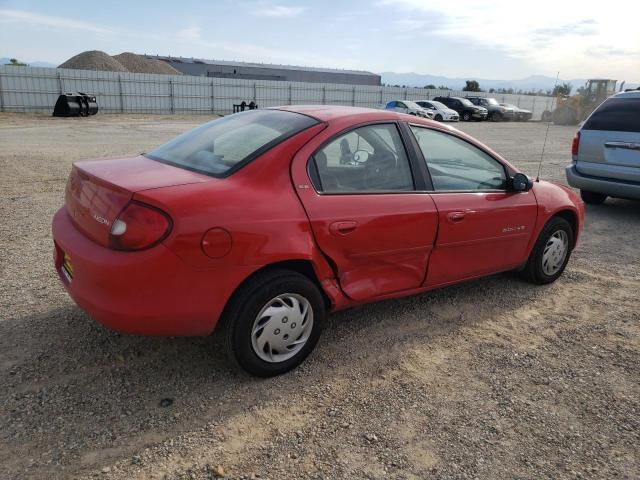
108, 201, 172, 251
571, 131, 580, 156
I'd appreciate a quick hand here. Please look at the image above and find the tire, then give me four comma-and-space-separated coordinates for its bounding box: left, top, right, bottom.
222, 269, 325, 377
520, 217, 573, 285
541, 110, 552, 122
435, 114, 443, 122
580, 190, 607, 205
491, 112, 503, 122
462, 112, 471, 121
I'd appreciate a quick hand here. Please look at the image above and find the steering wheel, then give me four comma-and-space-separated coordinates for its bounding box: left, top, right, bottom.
363, 151, 397, 189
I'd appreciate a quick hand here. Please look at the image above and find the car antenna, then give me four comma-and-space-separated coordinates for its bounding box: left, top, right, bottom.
536, 71, 560, 182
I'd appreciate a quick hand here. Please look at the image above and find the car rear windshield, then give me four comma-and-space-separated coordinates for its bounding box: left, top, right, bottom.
145, 109, 318, 177
583, 97, 640, 133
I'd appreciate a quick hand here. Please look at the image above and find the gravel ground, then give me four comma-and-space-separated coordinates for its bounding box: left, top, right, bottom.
0, 113, 638, 480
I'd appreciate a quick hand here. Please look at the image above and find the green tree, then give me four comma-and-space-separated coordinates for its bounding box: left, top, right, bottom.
437, 85, 451, 90
462, 80, 481, 92
552, 82, 573, 96
6, 58, 27, 66
423, 84, 437, 89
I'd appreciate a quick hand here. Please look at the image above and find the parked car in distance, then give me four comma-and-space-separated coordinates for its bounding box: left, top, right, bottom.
52, 106, 584, 377
415, 100, 459, 122
500, 103, 533, 121
384, 100, 434, 119
466, 97, 515, 121
433, 96, 488, 121
566, 90, 640, 204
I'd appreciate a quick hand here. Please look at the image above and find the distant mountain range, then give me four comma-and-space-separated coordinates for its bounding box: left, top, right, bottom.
1, 57, 57, 68
380, 73, 639, 93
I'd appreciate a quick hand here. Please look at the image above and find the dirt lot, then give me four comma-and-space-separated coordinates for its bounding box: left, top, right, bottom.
0, 113, 638, 480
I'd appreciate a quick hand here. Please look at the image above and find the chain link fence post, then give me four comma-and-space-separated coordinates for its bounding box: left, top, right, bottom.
0, 69, 4, 112
118, 74, 124, 113
169, 78, 174, 114
211, 79, 215, 115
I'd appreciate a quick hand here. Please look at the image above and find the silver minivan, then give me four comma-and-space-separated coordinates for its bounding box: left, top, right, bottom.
566, 90, 640, 204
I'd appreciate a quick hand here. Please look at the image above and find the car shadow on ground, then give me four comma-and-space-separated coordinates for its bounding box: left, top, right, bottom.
585, 197, 640, 217
0, 271, 558, 474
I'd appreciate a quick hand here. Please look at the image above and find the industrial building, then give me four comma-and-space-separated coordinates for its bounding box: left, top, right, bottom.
145, 55, 381, 86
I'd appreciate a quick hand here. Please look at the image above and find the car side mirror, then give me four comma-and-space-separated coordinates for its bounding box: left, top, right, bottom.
511, 173, 533, 192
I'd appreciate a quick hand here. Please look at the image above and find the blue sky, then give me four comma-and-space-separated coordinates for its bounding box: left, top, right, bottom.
1, 0, 638, 81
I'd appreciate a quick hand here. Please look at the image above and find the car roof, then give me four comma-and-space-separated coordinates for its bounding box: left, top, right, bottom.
273, 105, 408, 122
270, 105, 517, 172
612, 90, 640, 99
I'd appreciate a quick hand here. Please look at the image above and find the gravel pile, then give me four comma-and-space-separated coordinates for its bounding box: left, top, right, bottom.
58, 50, 127, 72
113, 52, 182, 75
59, 50, 181, 75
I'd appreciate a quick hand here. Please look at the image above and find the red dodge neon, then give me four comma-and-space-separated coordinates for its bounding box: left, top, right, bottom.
52, 106, 584, 376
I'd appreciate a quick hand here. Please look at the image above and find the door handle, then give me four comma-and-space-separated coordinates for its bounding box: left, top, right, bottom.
329, 221, 358, 236
447, 211, 466, 223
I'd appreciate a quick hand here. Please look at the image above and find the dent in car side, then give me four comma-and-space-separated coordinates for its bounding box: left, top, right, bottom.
54, 107, 584, 340
136, 122, 352, 333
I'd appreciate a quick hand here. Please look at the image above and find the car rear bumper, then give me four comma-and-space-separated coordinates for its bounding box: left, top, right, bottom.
565, 164, 640, 200
52, 207, 253, 336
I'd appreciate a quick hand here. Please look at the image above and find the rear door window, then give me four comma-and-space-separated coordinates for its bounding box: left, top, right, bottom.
146, 109, 318, 177
310, 123, 415, 193
583, 98, 640, 133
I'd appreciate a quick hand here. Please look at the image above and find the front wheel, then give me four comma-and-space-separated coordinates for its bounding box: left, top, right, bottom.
435, 114, 443, 122
520, 217, 573, 284
462, 112, 471, 121
491, 112, 503, 122
222, 270, 325, 377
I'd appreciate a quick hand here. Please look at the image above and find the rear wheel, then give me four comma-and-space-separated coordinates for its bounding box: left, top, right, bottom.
580, 190, 607, 205
521, 217, 573, 284
222, 269, 325, 377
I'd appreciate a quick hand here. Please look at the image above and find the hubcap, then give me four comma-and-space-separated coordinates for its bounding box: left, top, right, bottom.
542, 230, 569, 276
251, 293, 313, 363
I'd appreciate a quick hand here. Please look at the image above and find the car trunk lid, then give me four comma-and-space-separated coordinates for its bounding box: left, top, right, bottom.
65, 155, 212, 246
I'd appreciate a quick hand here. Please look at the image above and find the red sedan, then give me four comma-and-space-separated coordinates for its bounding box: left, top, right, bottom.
52, 106, 584, 376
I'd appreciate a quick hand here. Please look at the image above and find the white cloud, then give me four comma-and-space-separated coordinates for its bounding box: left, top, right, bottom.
0, 9, 111, 34
177, 26, 201, 41
377, 0, 640, 79
253, 5, 304, 17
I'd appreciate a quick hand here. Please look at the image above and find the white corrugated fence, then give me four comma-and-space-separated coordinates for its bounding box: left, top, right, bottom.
0, 66, 556, 119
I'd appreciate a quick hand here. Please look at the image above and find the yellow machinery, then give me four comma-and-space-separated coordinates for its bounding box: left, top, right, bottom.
542, 79, 618, 125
